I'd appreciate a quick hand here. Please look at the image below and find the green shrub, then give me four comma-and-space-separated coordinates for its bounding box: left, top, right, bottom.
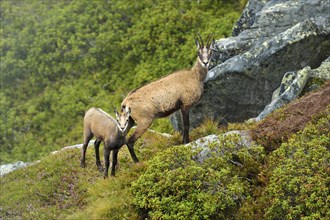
131, 133, 265, 219
241, 109, 330, 219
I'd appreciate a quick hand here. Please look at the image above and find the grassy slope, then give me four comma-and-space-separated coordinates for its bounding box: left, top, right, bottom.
0, 120, 221, 219
0, 130, 178, 219
1, 82, 329, 219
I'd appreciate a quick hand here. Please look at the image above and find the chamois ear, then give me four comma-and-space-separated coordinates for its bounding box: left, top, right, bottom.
125, 106, 131, 116
114, 108, 119, 117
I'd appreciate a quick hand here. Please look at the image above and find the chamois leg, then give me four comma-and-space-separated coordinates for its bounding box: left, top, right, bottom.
181, 109, 190, 144
126, 119, 153, 163
110, 149, 119, 176
103, 143, 111, 179
126, 116, 135, 134
94, 139, 103, 172
81, 132, 93, 168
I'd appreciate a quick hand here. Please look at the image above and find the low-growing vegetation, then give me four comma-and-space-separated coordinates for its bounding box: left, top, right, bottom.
131, 134, 265, 219
0, 121, 221, 219
238, 106, 330, 219
251, 81, 330, 152
1, 95, 328, 219
0, 148, 98, 219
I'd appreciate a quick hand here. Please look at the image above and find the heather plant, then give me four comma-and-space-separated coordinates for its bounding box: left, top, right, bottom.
239, 108, 330, 219
131, 133, 265, 219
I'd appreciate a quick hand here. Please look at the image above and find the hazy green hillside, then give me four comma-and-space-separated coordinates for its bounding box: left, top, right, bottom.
0, 0, 246, 164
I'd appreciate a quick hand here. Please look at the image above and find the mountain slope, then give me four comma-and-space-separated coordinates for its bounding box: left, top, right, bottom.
0, 83, 329, 219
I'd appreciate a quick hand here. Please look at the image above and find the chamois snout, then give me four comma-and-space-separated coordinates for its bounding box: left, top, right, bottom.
202, 61, 209, 68
199, 48, 211, 68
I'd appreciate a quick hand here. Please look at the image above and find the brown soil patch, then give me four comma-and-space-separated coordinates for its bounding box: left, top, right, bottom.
251, 81, 330, 151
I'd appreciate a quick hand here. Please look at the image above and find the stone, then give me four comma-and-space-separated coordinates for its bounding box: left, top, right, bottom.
309, 56, 330, 80
0, 161, 29, 176
188, 130, 254, 163
252, 56, 329, 121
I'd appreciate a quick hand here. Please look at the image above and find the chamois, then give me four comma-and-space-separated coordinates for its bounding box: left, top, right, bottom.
121, 33, 215, 163
80, 107, 131, 177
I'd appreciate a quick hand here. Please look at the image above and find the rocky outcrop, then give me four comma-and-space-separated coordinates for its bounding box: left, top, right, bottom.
0, 143, 88, 176
171, 0, 330, 130
253, 58, 330, 121
251, 81, 330, 151
309, 56, 330, 80
188, 130, 254, 163
0, 161, 30, 176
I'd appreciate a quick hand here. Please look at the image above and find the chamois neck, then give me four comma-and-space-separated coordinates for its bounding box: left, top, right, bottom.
192, 58, 208, 82
118, 129, 126, 137
116, 125, 126, 137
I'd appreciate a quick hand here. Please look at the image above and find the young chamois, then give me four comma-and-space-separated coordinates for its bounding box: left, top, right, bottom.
121, 33, 215, 163
80, 107, 131, 178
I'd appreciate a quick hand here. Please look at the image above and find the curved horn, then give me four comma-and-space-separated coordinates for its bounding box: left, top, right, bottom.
206, 33, 214, 47
197, 32, 204, 47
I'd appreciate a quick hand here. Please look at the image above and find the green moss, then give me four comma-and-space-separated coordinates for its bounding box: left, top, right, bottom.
301, 77, 327, 96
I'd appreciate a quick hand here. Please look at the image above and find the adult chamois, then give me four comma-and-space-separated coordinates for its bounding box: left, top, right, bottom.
122, 33, 215, 163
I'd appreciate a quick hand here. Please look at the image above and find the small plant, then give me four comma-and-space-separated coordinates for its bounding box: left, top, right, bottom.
190, 117, 223, 141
